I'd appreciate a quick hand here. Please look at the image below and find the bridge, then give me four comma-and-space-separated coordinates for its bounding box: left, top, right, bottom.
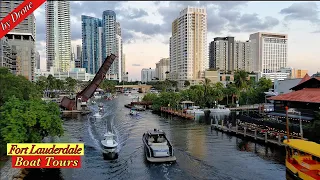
115, 84, 153, 92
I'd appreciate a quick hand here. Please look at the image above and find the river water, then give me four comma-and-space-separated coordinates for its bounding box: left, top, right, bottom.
24, 94, 288, 180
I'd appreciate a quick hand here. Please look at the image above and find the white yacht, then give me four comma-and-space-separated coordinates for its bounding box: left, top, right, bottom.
101, 132, 118, 159
142, 129, 176, 163
186, 106, 204, 115
209, 105, 230, 114
93, 92, 102, 99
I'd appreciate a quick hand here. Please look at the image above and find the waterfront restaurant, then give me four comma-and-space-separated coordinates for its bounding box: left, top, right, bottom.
267, 75, 320, 124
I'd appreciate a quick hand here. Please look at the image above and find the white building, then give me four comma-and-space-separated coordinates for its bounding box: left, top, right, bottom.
155, 58, 170, 81
141, 68, 156, 83
115, 34, 122, 82
249, 32, 288, 73
259, 72, 290, 82
46, 1, 72, 72
35, 67, 95, 81
169, 7, 208, 88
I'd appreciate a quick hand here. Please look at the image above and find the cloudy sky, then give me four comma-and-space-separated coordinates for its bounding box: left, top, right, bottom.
34, 1, 320, 81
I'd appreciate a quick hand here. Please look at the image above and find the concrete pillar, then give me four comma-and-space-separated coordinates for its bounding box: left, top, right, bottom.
265, 132, 268, 143
254, 129, 257, 140
278, 134, 281, 143
244, 127, 247, 137
236, 121, 238, 134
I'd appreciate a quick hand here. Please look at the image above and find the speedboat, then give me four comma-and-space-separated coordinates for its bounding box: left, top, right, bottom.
93, 112, 102, 119
142, 129, 176, 163
124, 91, 130, 96
101, 132, 118, 160
130, 109, 139, 116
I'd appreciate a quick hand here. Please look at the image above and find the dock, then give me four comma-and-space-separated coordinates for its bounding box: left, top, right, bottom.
211, 120, 304, 147
61, 110, 91, 115
160, 107, 194, 120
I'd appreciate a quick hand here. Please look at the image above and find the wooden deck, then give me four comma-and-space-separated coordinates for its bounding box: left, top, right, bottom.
211, 121, 305, 147
160, 107, 194, 120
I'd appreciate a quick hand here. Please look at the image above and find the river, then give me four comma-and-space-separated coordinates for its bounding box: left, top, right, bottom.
24, 94, 288, 180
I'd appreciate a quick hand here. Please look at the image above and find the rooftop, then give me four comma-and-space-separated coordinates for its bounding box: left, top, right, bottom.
268, 88, 320, 103
297, 73, 311, 85
283, 139, 320, 158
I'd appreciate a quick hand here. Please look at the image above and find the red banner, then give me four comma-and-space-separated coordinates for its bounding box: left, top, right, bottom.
0, 0, 46, 39
12, 156, 82, 168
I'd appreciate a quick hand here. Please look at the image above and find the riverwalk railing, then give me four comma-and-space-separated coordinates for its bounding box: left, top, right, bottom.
211, 120, 304, 147
160, 107, 194, 120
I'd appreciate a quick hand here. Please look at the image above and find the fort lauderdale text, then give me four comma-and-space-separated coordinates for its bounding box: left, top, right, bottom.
8, 144, 83, 155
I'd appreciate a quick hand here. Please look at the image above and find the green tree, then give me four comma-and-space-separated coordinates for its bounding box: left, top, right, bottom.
234, 70, 248, 91
100, 80, 117, 93
0, 97, 64, 146
184, 80, 190, 87
0, 68, 40, 106
65, 77, 77, 92
142, 93, 158, 102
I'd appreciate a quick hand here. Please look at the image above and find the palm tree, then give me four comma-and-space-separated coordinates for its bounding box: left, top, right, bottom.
201, 78, 211, 107
234, 70, 248, 91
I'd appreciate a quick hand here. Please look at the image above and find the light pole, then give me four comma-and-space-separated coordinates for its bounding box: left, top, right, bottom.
285, 106, 289, 142
298, 111, 303, 138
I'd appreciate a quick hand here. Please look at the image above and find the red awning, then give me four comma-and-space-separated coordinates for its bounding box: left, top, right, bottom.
268, 88, 320, 103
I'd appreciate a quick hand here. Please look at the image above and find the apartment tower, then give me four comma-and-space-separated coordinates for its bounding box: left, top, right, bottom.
0, 0, 36, 80
249, 32, 288, 73
169, 7, 208, 88
46, 1, 71, 72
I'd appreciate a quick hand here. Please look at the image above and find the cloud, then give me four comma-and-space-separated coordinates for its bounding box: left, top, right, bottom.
132, 64, 141, 67
279, 2, 320, 25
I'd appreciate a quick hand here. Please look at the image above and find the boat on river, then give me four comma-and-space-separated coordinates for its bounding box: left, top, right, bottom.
284, 139, 320, 180
130, 109, 139, 116
142, 129, 176, 163
101, 132, 118, 160
209, 105, 230, 114
93, 112, 102, 119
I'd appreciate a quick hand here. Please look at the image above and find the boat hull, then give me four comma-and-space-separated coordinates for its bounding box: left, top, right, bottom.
285, 159, 318, 180
142, 133, 176, 163
102, 151, 118, 160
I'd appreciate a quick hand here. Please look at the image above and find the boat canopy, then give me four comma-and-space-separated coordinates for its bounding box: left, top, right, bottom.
283, 139, 320, 158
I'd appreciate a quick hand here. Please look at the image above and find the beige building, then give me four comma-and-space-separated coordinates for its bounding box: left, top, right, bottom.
1, 1, 36, 81
155, 58, 170, 81
169, 7, 208, 88
293, 69, 308, 78
203, 70, 259, 86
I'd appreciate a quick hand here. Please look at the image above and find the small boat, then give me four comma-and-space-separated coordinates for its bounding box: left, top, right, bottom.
101, 132, 118, 160
130, 109, 139, 116
186, 106, 204, 115
284, 139, 320, 180
124, 91, 130, 96
142, 129, 176, 163
93, 112, 102, 119
91, 100, 96, 105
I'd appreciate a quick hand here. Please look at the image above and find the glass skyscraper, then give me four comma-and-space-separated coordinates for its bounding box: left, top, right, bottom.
81, 15, 102, 74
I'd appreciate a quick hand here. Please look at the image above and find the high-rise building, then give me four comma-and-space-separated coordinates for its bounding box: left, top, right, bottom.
0, 37, 12, 70
116, 21, 123, 82
102, 10, 119, 81
46, 1, 71, 72
155, 58, 170, 81
36, 51, 40, 70
76, 45, 82, 60
141, 68, 155, 83
209, 37, 252, 72
249, 32, 288, 73
169, 7, 208, 88
1, 1, 36, 80
81, 15, 102, 74
121, 54, 126, 81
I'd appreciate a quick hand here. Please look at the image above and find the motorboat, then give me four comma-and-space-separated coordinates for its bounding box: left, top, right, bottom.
93, 92, 102, 99
142, 129, 176, 163
186, 106, 204, 115
284, 139, 320, 180
93, 112, 102, 119
124, 91, 130, 96
130, 109, 139, 116
91, 100, 96, 105
209, 105, 231, 114
101, 132, 118, 160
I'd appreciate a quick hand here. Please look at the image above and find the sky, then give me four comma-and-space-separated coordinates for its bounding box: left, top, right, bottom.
34, 1, 320, 81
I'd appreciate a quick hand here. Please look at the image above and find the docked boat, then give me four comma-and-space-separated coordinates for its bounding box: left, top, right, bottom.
101, 132, 118, 159
209, 105, 230, 114
142, 129, 176, 163
130, 109, 139, 116
124, 91, 130, 96
284, 139, 320, 180
186, 106, 204, 115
